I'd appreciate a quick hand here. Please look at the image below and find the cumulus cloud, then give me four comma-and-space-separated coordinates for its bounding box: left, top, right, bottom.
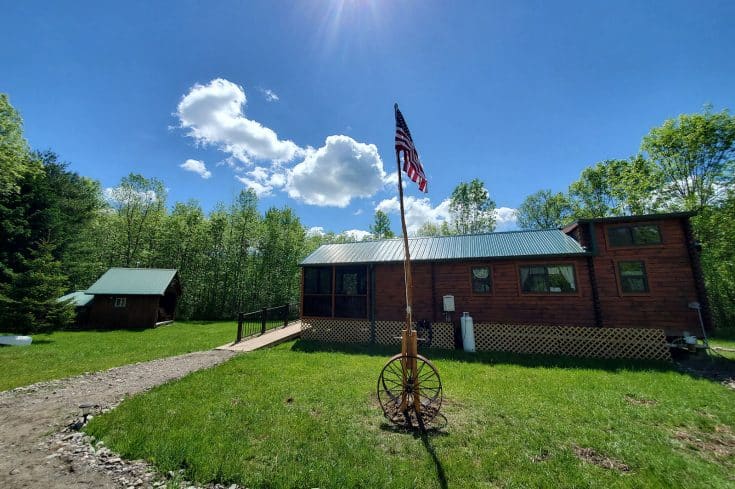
179, 159, 212, 179
376, 197, 518, 233
260, 88, 280, 102
376, 196, 452, 234
235, 175, 273, 197
286, 135, 389, 207
494, 207, 518, 231
306, 226, 326, 237
344, 229, 372, 241
176, 78, 301, 164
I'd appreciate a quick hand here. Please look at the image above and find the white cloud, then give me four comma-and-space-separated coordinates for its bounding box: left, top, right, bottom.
307, 226, 325, 237
286, 135, 389, 207
376, 196, 451, 234
179, 159, 212, 179
376, 198, 518, 233
344, 229, 372, 241
494, 207, 518, 231
176, 78, 301, 164
235, 175, 273, 197
104, 186, 158, 206
353, 209, 363, 216
260, 88, 280, 102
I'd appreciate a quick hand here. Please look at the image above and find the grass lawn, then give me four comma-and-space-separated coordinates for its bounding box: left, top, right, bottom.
86, 341, 735, 488
0, 321, 239, 391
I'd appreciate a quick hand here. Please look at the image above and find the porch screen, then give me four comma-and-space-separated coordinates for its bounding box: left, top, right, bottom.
335, 266, 368, 318
303, 267, 332, 317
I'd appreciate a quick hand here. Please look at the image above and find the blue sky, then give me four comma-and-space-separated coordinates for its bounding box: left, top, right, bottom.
2, 0, 734, 236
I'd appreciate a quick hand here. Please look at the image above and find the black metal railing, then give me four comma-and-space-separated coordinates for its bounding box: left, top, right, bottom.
235, 302, 299, 343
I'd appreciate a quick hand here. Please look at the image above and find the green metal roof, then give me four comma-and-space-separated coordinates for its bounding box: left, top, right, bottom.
300, 229, 587, 266
85, 268, 178, 295
57, 291, 94, 307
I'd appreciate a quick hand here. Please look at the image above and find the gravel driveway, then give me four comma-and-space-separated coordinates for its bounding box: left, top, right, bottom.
0, 349, 236, 489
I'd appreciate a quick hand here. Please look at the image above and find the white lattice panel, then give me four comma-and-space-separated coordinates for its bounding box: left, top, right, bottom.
472, 323, 672, 361
300, 319, 370, 343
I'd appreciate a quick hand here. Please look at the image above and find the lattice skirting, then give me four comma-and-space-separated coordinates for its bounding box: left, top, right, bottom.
473, 323, 672, 361
375, 321, 454, 350
301, 319, 455, 349
301, 319, 371, 343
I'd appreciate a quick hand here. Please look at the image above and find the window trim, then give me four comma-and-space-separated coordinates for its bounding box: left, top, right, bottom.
517, 263, 580, 296
469, 265, 493, 295
615, 259, 652, 296
301, 265, 370, 319
114, 297, 127, 308
605, 223, 663, 250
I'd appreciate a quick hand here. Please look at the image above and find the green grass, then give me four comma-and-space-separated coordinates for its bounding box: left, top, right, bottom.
86, 341, 735, 488
0, 321, 238, 391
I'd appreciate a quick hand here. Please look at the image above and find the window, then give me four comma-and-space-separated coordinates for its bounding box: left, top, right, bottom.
618, 261, 649, 293
471, 267, 492, 294
607, 224, 662, 247
520, 265, 576, 293
114, 297, 127, 308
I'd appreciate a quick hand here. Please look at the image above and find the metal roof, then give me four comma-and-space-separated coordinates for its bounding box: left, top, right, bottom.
300, 229, 587, 266
57, 291, 94, 307
85, 268, 178, 296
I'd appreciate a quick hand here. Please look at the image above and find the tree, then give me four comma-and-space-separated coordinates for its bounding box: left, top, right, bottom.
568, 157, 662, 218
642, 107, 735, 211
107, 173, 166, 267
516, 189, 573, 230
692, 190, 735, 332
0, 94, 38, 197
448, 179, 496, 234
369, 210, 395, 239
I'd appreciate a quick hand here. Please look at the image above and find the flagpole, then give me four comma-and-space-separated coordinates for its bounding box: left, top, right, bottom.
394, 106, 414, 335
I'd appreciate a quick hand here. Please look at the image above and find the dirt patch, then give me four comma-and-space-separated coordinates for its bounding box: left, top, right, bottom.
573, 445, 631, 473
624, 394, 657, 406
673, 425, 735, 463
0, 349, 236, 489
530, 449, 551, 463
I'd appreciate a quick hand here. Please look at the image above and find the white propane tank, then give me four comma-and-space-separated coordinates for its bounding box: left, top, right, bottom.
460, 312, 476, 352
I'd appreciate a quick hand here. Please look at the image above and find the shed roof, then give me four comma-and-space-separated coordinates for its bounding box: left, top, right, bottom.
57, 291, 94, 307
300, 229, 587, 266
85, 268, 178, 296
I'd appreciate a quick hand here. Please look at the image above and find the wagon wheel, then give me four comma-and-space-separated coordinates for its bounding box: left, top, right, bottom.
377, 353, 443, 428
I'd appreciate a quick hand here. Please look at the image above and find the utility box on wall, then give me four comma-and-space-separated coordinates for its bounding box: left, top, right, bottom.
443, 295, 455, 312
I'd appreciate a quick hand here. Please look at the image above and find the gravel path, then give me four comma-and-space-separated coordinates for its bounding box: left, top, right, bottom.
0, 350, 236, 489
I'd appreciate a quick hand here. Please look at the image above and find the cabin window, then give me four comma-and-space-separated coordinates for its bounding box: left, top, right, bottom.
618, 261, 649, 293
302, 267, 332, 317
114, 297, 127, 308
334, 266, 368, 318
607, 224, 662, 247
471, 267, 492, 294
520, 265, 576, 293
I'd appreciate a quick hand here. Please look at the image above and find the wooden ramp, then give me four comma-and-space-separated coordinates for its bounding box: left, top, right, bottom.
216, 321, 302, 352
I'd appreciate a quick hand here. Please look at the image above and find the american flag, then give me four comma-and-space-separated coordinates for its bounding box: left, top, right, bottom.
394, 104, 428, 193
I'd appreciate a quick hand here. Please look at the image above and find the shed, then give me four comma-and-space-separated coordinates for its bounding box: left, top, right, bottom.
299, 213, 709, 345
85, 268, 181, 329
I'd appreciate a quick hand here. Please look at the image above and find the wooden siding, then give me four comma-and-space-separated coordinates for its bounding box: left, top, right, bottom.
590, 218, 700, 335
87, 295, 161, 329
375, 258, 597, 327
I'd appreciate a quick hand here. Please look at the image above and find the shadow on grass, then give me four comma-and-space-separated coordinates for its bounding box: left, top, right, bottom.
291, 339, 673, 371
291, 339, 735, 385
379, 416, 449, 489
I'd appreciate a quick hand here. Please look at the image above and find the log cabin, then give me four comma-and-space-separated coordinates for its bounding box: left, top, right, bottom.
298, 213, 709, 359
84, 268, 181, 329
